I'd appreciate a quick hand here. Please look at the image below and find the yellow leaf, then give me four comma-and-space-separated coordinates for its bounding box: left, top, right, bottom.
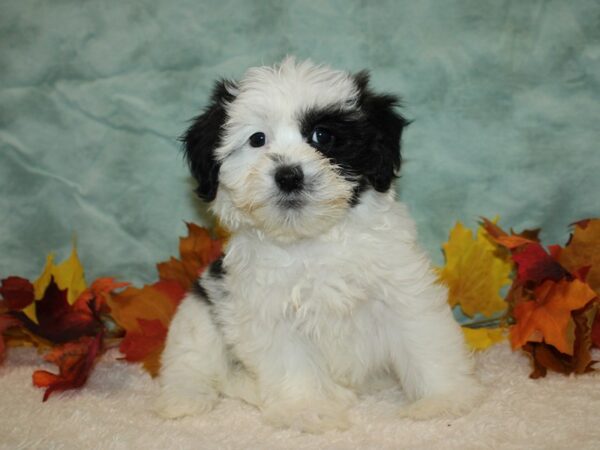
462, 327, 506, 351
438, 221, 512, 317
23, 246, 87, 324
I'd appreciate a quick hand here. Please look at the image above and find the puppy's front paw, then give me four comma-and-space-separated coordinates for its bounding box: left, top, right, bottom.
262, 399, 351, 433
154, 390, 218, 419
399, 384, 484, 420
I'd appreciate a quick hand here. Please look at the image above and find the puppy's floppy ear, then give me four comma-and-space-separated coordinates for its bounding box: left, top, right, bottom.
181, 79, 237, 202
355, 71, 410, 193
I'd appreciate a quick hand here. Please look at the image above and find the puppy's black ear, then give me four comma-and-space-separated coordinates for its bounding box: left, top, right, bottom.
355, 71, 410, 193
181, 79, 237, 202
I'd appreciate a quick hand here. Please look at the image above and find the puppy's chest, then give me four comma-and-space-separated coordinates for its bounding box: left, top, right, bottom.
225, 241, 385, 324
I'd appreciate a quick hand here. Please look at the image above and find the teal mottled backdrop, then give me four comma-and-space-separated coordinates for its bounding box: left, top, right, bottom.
1, 0, 599, 285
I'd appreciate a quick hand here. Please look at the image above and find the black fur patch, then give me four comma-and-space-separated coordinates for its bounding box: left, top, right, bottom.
299, 72, 409, 204
181, 80, 236, 202
192, 280, 212, 305
208, 256, 226, 279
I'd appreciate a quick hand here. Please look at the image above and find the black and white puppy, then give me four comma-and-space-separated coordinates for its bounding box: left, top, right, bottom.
156, 58, 482, 432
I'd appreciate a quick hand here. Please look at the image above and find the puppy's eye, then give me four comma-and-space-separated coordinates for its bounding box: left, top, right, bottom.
310, 127, 334, 146
249, 132, 266, 148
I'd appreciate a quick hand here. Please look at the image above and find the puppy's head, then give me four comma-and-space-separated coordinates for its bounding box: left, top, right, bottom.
183, 58, 408, 242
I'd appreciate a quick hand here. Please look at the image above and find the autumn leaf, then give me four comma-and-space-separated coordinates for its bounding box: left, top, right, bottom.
571, 304, 597, 374
32, 333, 103, 401
511, 244, 569, 285
24, 246, 87, 324
556, 219, 600, 296
0, 276, 35, 310
484, 218, 571, 285
108, 281, 182, 333
510, 278, 597, 355
462, 327, 505, 351
110, 223, 222, 376
72, 277, 130, 315
14, 278, 103, 343
107, 280, 184, 376
480, 218, 540, 246
523, 304, 597, 380
438, 221, 512, 317
157, 222, 223, 290
119, 319, 167, 376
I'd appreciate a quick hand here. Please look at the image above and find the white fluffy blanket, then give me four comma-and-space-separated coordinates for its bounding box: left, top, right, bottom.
1, 344, 599, 449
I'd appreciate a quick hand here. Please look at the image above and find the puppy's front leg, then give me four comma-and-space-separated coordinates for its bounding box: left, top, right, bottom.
386, 283, 483, 419
254, 327, 356, 433
155, 295, 227, 419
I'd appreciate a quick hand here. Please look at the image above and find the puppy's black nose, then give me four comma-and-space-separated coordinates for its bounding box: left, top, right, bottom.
274, 165, 304, 193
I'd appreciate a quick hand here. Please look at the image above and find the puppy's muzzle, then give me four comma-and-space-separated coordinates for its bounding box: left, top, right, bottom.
274, 165, 304, 193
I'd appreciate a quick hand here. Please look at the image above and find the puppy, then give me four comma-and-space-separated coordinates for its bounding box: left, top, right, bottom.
156, 58, 482, 432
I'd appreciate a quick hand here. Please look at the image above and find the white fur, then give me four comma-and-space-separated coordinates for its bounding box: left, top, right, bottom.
156, 58, 483, 432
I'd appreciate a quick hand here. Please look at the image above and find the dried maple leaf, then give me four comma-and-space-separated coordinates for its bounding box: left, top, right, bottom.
107, 280, 184, 376
522, 305, 597, 379
556, 219, 600, 296
480, 218, 540, 246
72, 277, 130, 314
32, 333, 103, 401
523, 342, 570, 379
510, 278, 597, 355
14, 278, 103, 343
108, 281, 182, 332
157, 223, 223, 290
571, 304, 597, 374
438, 221, 512, 317
24, 247, 87, 324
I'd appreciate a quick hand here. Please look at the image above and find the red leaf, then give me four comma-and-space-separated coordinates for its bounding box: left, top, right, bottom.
0, 276, 35, 310
119, 319, 167, 363
107, 283, 180, 376
16, 278, 101, 343
152, 279, 187, 307
32, 333, 103, 401
512, 244, 568, 284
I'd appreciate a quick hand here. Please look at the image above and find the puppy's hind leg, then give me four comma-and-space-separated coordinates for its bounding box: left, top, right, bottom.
155, 293, 228, 419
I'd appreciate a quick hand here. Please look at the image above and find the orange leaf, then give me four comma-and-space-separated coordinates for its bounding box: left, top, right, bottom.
481, 218, 540, 248
72, 277, 129, 314
510, 278, 597, 355
107, 281, 184, 375
32, 333, 103, 401
496, 235, 537, 250
156, 223, 223, 290
107, 282, 181, 333
522, 305, 597, 379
